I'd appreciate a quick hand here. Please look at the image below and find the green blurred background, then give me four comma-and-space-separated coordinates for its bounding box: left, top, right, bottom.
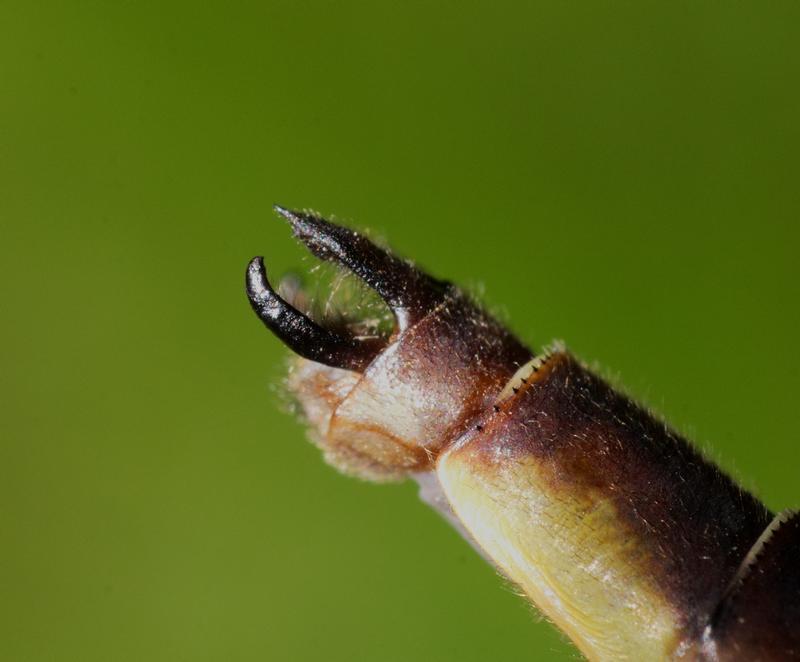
2, 2, 799, 660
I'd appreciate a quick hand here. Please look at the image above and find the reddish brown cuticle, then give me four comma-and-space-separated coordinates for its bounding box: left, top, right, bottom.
250, 210, 799, 658
449, 351, 773, 642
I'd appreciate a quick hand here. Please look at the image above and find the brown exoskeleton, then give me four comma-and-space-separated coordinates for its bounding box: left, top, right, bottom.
246, 207, 799, 660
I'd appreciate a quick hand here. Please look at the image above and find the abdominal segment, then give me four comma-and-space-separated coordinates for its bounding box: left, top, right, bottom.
250, 210, 797, 659
436, 351, 773, 660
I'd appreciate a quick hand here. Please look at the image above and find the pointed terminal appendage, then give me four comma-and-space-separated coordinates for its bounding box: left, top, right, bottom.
246, 207, 452, 372
246, 257, 385, 371
273, 206, 450, 331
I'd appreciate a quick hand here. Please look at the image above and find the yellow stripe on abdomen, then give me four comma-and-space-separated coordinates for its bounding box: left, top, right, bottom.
437, 449, 683, 661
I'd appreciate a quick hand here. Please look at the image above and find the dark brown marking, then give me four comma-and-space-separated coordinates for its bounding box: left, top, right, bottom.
456, 352, 773, 642
706, 511, 800, 660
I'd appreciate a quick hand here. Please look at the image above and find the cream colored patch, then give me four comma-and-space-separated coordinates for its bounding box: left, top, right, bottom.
437, 448, 683, 661
286, 358, 362, 437
286, 355, 431, 481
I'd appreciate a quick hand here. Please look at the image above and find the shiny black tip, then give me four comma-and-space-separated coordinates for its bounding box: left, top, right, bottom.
246, 256, 383, 371
272, 206, 450, 331
247, 207, 451, 371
